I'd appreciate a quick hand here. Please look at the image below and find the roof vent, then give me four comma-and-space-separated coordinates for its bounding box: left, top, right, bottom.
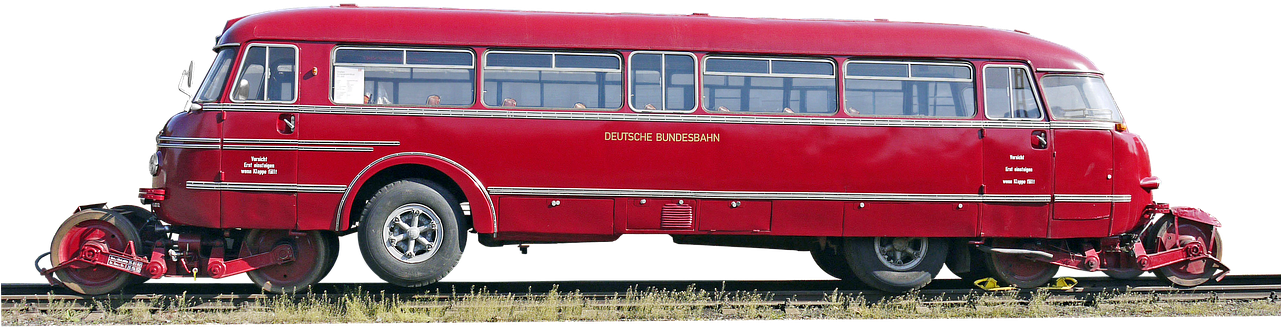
338, 3, 358, 7
691, 13, 710, 17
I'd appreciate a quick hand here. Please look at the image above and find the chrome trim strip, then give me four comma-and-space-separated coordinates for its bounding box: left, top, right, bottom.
488, 187, 1131, 203
186, 181, 347, 193
486, 187, 1054, 203
222, 145, 374, 152
1053, 194, 1132, 203
158, 136, 220, 143
158, 143, 220, 149
158, 136, 399, 152
208, 103, 1118, 130
1037, 68, 1104, 75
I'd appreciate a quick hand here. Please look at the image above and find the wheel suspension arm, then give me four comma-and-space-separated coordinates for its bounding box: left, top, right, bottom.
37, 240, 150, 286
1131, 240, 1230, 282
206, 244, 295, 279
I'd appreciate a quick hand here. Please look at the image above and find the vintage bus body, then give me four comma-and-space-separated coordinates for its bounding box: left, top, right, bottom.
40, 6, 1227, 294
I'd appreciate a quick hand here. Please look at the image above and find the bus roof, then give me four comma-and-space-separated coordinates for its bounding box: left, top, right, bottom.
219, 6, 1099, 72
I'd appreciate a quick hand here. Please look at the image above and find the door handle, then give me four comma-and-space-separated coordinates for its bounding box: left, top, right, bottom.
1031, 130, 1047, 149
278, 113, 296, 134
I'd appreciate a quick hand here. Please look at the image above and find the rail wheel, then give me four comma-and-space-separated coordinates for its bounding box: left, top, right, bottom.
244, 229, 336, 293
843, 237, 947, 293
983, 239, 1059, 288
49, 209, 143, 295
1146, 214, 1222, 287
1102, 268, 1144, 280
110, 205, 157, 286
358, 178, 464, 287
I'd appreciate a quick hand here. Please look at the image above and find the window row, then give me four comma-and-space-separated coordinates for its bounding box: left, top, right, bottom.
221, 46, 1073, 120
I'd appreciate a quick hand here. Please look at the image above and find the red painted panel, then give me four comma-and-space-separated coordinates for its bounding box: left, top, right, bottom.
219, 109, 297, 229
624, 198, 696, 231
297, 193, 342, 230
981, 126, 1052, 238
980, 203, 1049, 238
1111, 131, 1155, 234
1052, 129, 1113, 220
698, 200, 770, 232
154, 111, 221, 228
771, 201, 842, 236
497, 197, 614, 235
843, 202, 977, 237
1048, 218, 1110, 239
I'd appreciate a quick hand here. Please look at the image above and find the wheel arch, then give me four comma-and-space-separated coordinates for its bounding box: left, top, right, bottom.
335, 152, 495, 234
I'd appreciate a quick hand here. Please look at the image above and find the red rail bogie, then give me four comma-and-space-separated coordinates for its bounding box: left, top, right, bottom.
39, 6, 1226, 294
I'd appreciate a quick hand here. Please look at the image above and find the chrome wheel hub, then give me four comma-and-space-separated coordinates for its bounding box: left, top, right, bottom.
875, 237, 927, 271
382, 204, 443, 263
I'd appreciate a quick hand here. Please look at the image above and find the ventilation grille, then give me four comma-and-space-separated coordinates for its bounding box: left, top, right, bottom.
660, 203, 694, 229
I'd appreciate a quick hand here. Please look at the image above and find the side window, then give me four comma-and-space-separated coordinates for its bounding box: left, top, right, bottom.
984, 66, 1042, 119
331, 48, 475, 106
194, 47, 238, 102
630, 52, 697, 111
844, 61, 975, 117
232, 44, 297, 102
703, 57, 836, 114
482, 51, 623, 109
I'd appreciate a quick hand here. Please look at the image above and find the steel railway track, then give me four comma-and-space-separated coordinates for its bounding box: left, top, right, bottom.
4, 275, 1279, 312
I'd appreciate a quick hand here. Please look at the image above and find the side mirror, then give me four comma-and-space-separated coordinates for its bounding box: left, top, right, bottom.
176, 59, 201, 112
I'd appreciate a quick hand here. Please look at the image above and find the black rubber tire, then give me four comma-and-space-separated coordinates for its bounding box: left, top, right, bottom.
843, 237, 948, 293
809, 241, 868, 288
357, 178, 465, 287
315, 232, 340, 282
110, 205, 155, 286
945, 245, 993, 282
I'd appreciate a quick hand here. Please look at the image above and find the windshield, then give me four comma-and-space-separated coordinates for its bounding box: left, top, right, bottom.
193, 47, 238, 102
1041, 75, 1122, 122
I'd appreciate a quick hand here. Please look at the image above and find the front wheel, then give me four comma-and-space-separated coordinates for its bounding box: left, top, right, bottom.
357, 178, 465, 287
1146, 214, 1222, 287
843, 237, 948, 293
50, 209, 143, 295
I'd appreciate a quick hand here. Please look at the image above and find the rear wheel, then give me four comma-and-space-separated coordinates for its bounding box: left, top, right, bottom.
50, 209, 143, 295
809, 240, 867, 288
843, 237, 948, 293
357, 178, 465, 287
1146, 214, 1222, 287
244, 230, 336, 294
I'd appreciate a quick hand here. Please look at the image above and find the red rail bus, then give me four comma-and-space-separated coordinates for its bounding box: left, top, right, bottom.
39, 5, 1228, 294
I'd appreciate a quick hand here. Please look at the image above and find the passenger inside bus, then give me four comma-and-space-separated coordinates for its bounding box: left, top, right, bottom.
503, 98, 518, 107
364, 89, 391, 105
427, 95, 441, 106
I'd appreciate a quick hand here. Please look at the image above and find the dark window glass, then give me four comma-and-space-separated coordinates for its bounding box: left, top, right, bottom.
845, 80, 975, 117
233, 45, 296, 102
232, 46, 267, 101
557, 54, 620, 69
335, 49, 402, 64
405, 50, 473, 66
706, 58, 769, 74
773, 60, 832, 75
911, 64, 970, 79
848, 63, 908, 78
484, 51, 622, 109
630, 53, 697, 111
488, 53, 553, 68
332, 48, 475, 106
194, 47, 237, 102
266, 47, 296, 102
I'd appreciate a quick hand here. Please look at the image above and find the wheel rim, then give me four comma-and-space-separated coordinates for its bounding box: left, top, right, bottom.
382, 204, 443, 264
1156, 221, 1216, 280
246, 230, 323, 289
57, 220, 130, 288
874, 237, 927, 271
986, 239, 1058, 287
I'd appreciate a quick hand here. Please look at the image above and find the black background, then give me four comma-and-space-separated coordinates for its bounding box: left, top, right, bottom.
7, 3, 1270, 283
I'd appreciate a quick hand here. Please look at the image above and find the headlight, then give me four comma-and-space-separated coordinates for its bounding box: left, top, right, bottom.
149, 151, 161, 176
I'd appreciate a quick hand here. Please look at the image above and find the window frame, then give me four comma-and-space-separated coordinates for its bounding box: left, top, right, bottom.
229, 43, 300, 104
193, 46, 240, 103
700, 55, 839, 116
630, 50, 701, 112
982, 64, 1045, 121
480, 49, 624, 111
842, 59, 977, 119
328, 46, 477, 107
1039, 73, 1125, 123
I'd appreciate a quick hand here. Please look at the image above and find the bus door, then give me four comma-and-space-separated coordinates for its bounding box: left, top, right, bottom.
1042, 74, 1115, 237
219, 44, 300, 229
979, 64, 1052, 238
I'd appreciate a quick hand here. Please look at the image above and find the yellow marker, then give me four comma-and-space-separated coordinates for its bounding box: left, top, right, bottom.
974, 278, 1016, 291
192, 268, 199, 281
1039, 277, 1077, 290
